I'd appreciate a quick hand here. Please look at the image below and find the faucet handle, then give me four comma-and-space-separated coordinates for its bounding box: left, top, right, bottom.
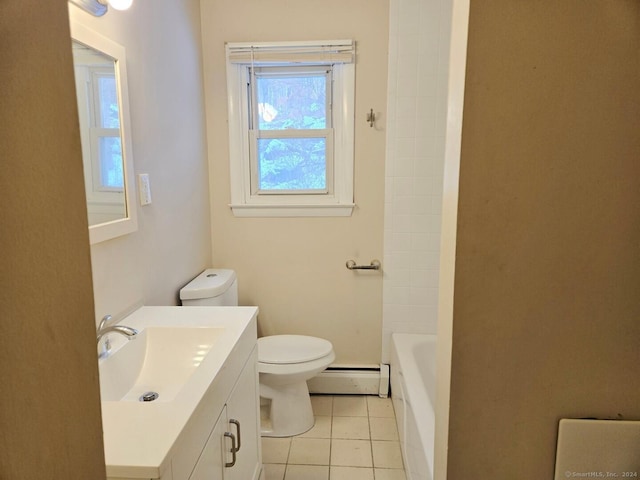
98, 314, 112, 331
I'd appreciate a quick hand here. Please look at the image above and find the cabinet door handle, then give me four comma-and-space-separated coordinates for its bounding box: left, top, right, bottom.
229, 419, 241, 453
224, 432, 237, 468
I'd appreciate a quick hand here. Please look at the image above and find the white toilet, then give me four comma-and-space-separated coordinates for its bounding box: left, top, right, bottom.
180, 269, 335, 437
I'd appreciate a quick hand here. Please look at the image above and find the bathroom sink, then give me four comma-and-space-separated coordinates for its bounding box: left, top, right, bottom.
99, 326, 224, 402
98, 306, 258, 478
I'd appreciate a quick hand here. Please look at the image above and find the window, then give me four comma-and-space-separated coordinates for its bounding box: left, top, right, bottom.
251, 66, 332, 194
72, 42, 126, 224
226, 40, 356, 217
91, 70, 124, 192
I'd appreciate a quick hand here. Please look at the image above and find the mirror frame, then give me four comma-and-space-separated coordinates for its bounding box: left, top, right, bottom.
70, 20, 138, 245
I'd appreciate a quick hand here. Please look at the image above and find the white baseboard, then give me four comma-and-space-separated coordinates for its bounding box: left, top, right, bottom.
379, 364, 390, 398
308, 365, 390, 397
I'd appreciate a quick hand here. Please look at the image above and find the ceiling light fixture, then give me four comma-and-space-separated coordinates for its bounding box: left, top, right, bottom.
69, 0, 133, 17
101, 0, 133, 11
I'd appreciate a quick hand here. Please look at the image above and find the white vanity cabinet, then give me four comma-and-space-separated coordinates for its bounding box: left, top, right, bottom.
189, 348, 261, 480
101, 307, 262, 480
224, 347, 261, 480
189, 408, 227, 480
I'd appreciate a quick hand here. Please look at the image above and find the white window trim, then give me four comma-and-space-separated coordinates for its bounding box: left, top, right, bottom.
226, 40, 355, 217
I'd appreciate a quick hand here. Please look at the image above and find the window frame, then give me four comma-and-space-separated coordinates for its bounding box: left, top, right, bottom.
74, 63, 125, 204
226, 40, 355, 217
90, 68, 123, 192
250, 65, 333, 196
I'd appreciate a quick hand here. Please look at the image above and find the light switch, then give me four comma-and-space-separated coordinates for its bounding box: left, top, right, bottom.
138, 173, 152, 205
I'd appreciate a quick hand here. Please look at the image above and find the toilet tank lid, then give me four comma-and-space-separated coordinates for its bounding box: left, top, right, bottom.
258, 335, 334, 364
180, 269, 236, 300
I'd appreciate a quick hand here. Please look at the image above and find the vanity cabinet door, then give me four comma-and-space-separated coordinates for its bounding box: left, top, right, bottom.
189, 407, 227, 480
225, 348, 261, 480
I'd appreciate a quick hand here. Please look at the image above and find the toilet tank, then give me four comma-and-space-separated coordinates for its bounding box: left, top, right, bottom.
180, 269, 238, 306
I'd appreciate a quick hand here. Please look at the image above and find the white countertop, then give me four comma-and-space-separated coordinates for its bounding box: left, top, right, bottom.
99, 306, 258, 479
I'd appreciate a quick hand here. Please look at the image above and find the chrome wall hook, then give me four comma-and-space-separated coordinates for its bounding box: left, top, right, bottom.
366, 109, 376, 127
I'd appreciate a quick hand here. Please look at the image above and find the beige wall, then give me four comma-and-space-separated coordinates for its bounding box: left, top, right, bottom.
448, 1, 640, 477
0, 1, 105, 478
201, 0, 389, 364
69, 0, 212, 322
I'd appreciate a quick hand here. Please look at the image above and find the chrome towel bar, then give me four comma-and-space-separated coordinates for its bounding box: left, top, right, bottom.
346, 259, 381, 271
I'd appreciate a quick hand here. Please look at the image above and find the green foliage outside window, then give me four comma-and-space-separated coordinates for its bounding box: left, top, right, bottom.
255, 71, 328, 191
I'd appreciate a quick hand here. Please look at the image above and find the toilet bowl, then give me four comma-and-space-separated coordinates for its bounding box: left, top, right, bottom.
180, 269, 335, 437
258, 335, 335, 437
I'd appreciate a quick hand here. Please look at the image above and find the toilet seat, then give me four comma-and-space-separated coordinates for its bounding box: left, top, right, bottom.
258, 335, 333, 364
258, 351, 335, 376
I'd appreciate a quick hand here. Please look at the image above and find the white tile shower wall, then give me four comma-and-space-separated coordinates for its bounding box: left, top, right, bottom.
382, 0, 452, 362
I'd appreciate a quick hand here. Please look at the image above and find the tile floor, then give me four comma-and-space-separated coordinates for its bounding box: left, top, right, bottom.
262, 395, 406, 480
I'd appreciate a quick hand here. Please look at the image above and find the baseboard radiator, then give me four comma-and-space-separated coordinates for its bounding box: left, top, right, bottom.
307, 364, 390, 397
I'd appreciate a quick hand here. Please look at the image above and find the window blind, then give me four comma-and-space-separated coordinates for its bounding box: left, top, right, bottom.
226, 40, 355, 65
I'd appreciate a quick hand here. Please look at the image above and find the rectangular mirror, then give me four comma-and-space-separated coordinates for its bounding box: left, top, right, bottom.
70, 21, 137, 244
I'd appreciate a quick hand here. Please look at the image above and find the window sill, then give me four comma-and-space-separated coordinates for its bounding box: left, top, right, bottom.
229, 203, 355, 218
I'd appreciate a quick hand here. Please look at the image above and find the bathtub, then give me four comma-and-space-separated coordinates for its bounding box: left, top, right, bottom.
390, 334, 436, 480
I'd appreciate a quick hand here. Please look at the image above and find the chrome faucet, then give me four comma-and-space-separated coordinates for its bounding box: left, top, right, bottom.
96, 315, 138, 355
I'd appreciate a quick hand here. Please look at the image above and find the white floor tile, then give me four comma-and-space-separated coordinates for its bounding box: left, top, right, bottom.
330, 439, 373, 467
262, 394, 406, 478
262, 437, 291, 464
284, 464, 329, 480
288, 437, 330, 465
263, 463, 286, 480
310, 395, 333, 416
369, 417, 399, 441
333, 396, 368, 417
330, 466, 374, 480
332, 416, 370, 440
298, 415, 331, 439
372, 441, 403, 469
367, 396, 395, 418
374, 468, 407, 480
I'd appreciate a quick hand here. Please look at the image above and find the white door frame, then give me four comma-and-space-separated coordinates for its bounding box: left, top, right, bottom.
434, 0, 470, 479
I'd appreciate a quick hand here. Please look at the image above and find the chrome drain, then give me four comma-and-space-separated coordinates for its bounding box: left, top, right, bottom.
139, 391, 159, 402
